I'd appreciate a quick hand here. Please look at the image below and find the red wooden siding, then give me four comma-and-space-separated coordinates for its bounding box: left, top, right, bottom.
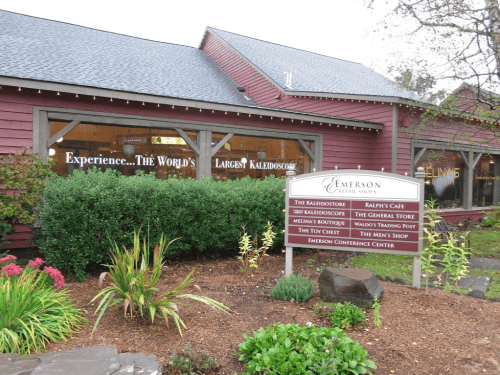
0, 95, 33, 154
0, 85, 380, 249
397, 107, 500, 174
201, 31, 395, 170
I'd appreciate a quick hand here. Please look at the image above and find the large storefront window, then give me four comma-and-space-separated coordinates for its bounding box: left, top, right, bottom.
473, 154, 500, 207
211, 134, 311, 180
49, 122, 198, 179
48, 121, 314, 180
416, 150, 465, 208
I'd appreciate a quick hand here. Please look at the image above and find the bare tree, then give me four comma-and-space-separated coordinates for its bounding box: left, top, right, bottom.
370, 0, 500, 116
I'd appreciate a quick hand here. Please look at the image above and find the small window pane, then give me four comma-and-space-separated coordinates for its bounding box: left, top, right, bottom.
211, 134, 311, 180
415, 150, 465, 208
49, 122, 197, 179
473, 154, 500, 207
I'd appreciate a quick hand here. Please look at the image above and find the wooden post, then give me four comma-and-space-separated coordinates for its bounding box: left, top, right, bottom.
413, 166, 426, 289
196, 131, 212, 179
285, 168, 296, 277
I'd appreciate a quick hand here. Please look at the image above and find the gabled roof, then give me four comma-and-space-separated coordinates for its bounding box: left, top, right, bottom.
0, 10, 258, 108
207, 27, 417, 100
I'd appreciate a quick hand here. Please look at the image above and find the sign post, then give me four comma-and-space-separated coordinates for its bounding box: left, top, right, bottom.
284, 169, 425, 288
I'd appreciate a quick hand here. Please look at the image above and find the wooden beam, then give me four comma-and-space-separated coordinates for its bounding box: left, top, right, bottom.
413, 147, 427, 166
175, 128, 200, 155
211, 133, 233, 156
298, 139, 315, 162
472, 152, 483, 168
46, 119, 80, 148
459, 151, 470, 168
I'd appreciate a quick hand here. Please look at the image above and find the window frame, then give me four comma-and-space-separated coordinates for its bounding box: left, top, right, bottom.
33, 106, 322, 179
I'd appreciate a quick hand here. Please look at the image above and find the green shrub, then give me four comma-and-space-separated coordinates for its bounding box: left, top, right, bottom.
313, 301, 366, 330
91, 229, 231, 335
0, 256, 86, 354
238, 323, 376, 375
0, 148, 54, 250
0, 222, 13, 252
480, 205, 500, 228
36, 169, 286, 280
166, 344, 219, 374
271, 273, 315, 302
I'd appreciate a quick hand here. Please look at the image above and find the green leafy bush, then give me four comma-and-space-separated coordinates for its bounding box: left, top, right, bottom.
91, 229, 231, 335
238, 222, 276, 274
0, 148, 54, 250
480, 205, 500, 228
313, 301, 366, 330
421, 199, 470, 292
166, 344, 219, 374
238, 323, 376, 375
37, 169, 285, 280
0, 222, 13, 252
0, 255, 86, 354
271, 273, 315, 302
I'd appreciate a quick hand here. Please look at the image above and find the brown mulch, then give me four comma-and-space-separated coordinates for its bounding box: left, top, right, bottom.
46, 249, 500, 375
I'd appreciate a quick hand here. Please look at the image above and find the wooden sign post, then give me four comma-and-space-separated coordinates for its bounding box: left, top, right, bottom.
285, 169, 425, 288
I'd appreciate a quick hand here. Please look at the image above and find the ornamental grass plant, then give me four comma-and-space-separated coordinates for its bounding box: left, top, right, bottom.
91, 229, 231, 335
0, 256, 86, 354
271, 273, 315, 302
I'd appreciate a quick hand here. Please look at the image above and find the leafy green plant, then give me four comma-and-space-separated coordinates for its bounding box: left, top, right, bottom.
0, 256, 86, 354
440, 233, 470, 287
421, 199, 443, 292
238, 222, 276, 274
238, 323, 376, 375
312, 301, 366, 330
480, 205, 500, 228
271, 273, 315, 302
421, 199, 470, 292
306, 258, 317, 268
91, 229, 231, 335
0, 222, 14, 252
372, 296, 381, 327
0, 147, 54, 228
166, 344, 219, 374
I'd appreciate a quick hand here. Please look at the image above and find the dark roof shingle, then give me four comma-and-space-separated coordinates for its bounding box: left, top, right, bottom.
0, 10, 258, 107
209, 27, 417, 99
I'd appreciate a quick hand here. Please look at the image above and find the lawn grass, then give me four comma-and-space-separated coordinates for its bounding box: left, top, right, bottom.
349, 253, 413, 284
469, 230, 500, 258
349, 229, 500, 299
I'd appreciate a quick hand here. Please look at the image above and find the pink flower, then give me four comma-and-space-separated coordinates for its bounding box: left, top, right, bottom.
44, 266, 65, 288
28, 258, 45, 268
1, 263, 23, 275
0, 254, 17, 264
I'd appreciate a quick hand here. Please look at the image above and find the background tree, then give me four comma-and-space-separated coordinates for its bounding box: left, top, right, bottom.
369, 0, 500, 118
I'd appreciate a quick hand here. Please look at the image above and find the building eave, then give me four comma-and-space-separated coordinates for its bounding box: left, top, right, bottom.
0, 76, 384, 130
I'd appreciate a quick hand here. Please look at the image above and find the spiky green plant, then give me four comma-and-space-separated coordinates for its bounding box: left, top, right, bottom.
91, 229, 231, 335
0, 269, 86, 354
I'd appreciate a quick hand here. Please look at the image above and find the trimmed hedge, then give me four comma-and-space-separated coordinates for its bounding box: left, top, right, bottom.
36, 169, 285, 280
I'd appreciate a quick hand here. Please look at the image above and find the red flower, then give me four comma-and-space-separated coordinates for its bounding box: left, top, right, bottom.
1, 263, 23, 275
44, 266, 65, 288
28, 258, 45, 268
0, 254, 17, 264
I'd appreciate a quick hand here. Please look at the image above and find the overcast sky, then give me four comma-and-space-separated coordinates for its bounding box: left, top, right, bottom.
0, 0, 390, 72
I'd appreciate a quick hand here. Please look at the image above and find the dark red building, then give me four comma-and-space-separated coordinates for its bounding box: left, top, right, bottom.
1, 10, 499, 249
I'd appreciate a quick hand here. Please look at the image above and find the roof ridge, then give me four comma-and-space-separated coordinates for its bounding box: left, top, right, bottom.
207, 26, 363, 66
0, 8, 198, 50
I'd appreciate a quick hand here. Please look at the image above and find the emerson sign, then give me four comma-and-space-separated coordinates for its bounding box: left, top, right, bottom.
285, 170, 424, 257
